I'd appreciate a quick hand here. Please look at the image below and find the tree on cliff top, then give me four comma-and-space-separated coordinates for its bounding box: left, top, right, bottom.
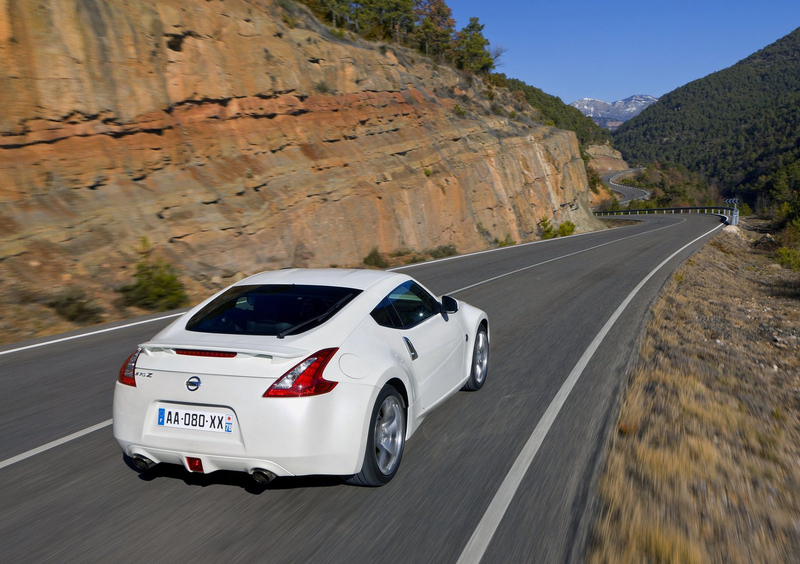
412, 0, 454, 58
452, 17, 494, 74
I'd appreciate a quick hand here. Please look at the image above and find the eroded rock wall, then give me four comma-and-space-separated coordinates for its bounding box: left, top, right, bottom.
0, 0, 601, 338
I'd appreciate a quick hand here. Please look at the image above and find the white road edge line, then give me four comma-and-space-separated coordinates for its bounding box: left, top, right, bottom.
0, 419, 113, 471
0, 313, 184, 357
455, 222, 724, 564
0, 218, 672, 358
0, 217, 707, 471
388, 218, 647, 272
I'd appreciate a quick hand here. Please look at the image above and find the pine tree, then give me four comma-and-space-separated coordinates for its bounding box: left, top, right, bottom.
453, 17, 494, 74
413, 0, 454, 58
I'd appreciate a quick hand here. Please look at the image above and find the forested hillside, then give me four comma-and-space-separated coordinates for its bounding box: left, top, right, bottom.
502, 77, 611, 146
614, 27, 800, 214
297, 0, 608, 146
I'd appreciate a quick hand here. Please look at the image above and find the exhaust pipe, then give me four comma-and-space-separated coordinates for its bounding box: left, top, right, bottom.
132, 455, 156, 472
251, 468, 277, 485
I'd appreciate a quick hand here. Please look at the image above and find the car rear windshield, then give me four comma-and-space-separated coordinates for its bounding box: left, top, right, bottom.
186, 285, 361, 336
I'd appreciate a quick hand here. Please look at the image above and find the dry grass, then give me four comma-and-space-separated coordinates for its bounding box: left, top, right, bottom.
588, 224, 800, 564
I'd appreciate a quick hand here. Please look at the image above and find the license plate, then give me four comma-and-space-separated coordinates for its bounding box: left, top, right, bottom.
157, 407, 234, 433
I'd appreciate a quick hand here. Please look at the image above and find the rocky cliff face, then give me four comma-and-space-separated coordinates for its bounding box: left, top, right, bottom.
586, 145, 628, 173
0, 0, 602, 340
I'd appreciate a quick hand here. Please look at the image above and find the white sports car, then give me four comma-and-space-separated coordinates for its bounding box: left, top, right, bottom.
113, 269, 489, 486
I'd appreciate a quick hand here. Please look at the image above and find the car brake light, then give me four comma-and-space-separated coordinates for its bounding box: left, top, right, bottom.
264, 348, 339, 397
118, 348, 142, 387
176, 349, 237, 358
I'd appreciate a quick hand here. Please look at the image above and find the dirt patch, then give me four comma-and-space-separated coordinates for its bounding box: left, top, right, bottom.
588, 221, 800, 563
598, 218, 642, 228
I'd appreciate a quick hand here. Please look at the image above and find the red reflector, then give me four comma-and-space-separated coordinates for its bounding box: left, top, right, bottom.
186, 457, 204, 472
176, 349, 237, 358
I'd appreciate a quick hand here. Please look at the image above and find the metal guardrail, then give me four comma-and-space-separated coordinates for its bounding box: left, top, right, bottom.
595, 206, 739, 226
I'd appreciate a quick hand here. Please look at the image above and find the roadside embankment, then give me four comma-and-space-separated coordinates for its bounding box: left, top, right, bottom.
588, 222, 800, 563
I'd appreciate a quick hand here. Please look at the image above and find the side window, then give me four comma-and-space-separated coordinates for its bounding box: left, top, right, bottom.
370, 296, 402, 328
370, 281, 439, 329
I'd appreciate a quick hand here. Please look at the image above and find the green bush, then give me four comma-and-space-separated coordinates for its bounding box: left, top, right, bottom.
427, 244, 457, 259
120, 246, 188, 311
48, 288, 103, 324
540, 218, 557, 239
423, 168, 432, 177
363, 247, 388, 268
497, 234, 516, 247
557, 221, 576, 237
405, 254, 426, 265
315, 81, 330, 94
453, 104, 466, 117
776, 247, 800, 271
739, 202, 753, 216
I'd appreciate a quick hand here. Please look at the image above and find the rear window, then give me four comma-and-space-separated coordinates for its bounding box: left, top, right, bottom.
186, 285, 361, 336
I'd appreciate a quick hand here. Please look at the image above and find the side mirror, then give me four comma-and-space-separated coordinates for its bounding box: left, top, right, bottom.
441, 295, 459, 314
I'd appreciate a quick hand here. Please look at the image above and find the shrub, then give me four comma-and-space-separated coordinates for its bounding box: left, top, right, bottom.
776, 247, 800, 271
120, 239, 188, 311
490, 104, 505, 116
120, 257, 188, 311
427, 244, 457, 259
48, 288, 103, 324
363, 247, 388, 268
405, 254, 426, 265
557, 221, 576, 237
540, 218, 557, 239
497, 234, 516, 247
423, 168, 432, 177
281, 13, 297, 28
509, 110, 517, 119
738, 202, 753, 216
315, 81, 330, 94
453, 104, 466, 117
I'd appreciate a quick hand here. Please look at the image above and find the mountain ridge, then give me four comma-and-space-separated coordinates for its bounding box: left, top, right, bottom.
570, 95, 658, 130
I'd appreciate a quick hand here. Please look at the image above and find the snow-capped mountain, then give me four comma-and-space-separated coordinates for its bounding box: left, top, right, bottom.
570, 95, 658, 129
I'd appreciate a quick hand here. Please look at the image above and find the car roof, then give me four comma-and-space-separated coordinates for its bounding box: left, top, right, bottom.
234, 268, 407, 292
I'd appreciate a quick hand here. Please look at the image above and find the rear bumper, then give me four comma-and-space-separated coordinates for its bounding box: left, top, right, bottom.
113, 381, 378, 477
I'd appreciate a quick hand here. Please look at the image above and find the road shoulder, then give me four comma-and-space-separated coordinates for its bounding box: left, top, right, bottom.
587, 224, 800, 563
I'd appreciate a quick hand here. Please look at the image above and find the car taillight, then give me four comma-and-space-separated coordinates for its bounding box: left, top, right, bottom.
264, 348, 339, 397
118, 348, 142, 387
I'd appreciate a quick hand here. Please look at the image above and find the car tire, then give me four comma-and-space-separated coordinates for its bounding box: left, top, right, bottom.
346, 385, 406, 487
462, 326, 489, 391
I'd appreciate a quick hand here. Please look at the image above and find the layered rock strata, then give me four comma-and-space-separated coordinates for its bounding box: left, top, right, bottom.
0, 0, 602, 339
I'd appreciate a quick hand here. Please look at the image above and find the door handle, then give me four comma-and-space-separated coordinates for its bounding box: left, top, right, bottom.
403, 337, 419, 361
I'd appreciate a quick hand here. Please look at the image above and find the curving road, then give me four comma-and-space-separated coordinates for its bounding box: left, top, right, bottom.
602, 169, 649, 204
0, 214, 724, 563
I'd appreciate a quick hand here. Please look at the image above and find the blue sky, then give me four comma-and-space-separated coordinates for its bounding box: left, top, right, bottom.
448, 0, 800, 104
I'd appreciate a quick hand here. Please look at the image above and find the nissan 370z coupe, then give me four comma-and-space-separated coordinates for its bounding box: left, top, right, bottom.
113, 269, 489, 486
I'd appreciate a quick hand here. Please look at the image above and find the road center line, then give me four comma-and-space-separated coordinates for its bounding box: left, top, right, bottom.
0, 216, 703, 472
0, 419, 113, 471
0, 219, 681, 358
447, 217, 686, 295
455, 223, 723, 564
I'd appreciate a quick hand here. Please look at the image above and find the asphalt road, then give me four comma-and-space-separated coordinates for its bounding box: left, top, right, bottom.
602, 169, 649, 204
0, 214, 723, 563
